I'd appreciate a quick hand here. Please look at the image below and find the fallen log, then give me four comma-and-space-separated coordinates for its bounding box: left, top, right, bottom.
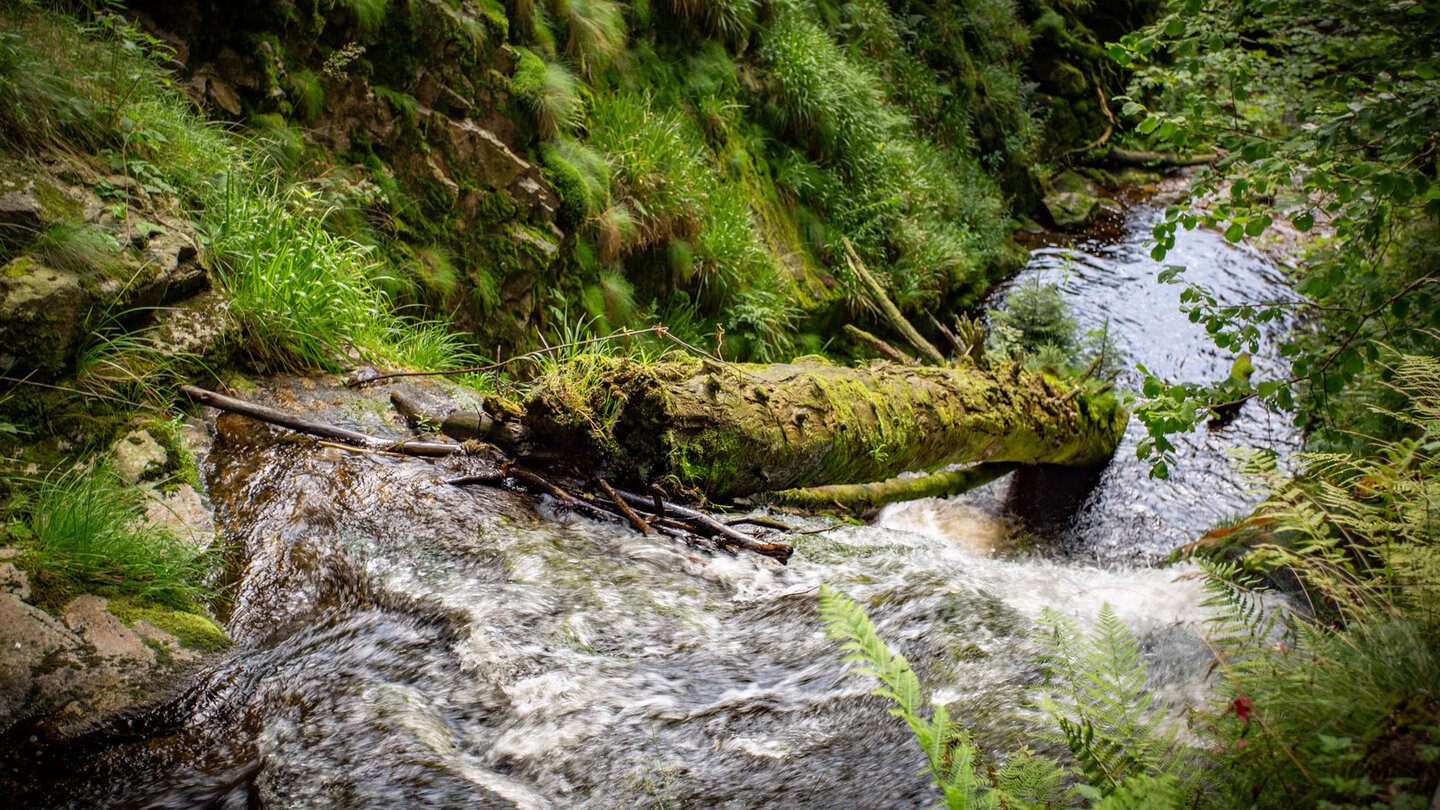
767, 462, 1020, 514
524, 355, 1127, 502
1105, 146, 1218, 168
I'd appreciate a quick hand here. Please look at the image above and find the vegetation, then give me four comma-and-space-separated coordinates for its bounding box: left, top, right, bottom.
7, 464, 213, 608
1106, 0, 1440, 476
825, 1, 1440, 804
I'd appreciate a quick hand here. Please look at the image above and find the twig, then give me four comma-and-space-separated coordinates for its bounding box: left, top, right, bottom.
596, 476, 656, 536
609, 485, 793, 564
725, 517, 793, 531
839, 238, 947, 366
315, 440, 408, 457
179, 384, 463, 457
844, 324, 916, 364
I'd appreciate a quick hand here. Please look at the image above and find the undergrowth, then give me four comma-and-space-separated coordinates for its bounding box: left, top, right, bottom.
827, 353, 1440, 808
7, 464, 215, 608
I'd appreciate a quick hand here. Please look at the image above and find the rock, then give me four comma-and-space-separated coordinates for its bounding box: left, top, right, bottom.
0, 561, 30, 601
0, 547, 20, 560
1043, 191, 1102, 230
130, 619, 200, 663
206, 76, 244, 116
128, 228, 209, 308
63, 595, 154, 665
0, 189, 45, 249
1051, 61, 1088, 97
112, 428, 168, 483
0, 256, 94, 375
1050, 169, 1097, 196
144, 483, 215, 551
150, 289, 237, 359
0, 593, 87, 719
1115, 166, 1163, 186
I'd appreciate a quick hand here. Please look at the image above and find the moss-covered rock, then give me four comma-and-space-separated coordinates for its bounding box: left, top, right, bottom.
0, 256, 94, 375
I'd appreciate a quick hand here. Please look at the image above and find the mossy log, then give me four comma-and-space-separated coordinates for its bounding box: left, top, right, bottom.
523, 355, 1128, 502
769, 462, 1020, 513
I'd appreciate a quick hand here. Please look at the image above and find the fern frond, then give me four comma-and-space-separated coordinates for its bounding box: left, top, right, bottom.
1028, 603, 1196, 797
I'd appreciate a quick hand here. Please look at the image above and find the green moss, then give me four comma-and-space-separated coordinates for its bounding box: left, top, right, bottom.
107, 596, 232, 653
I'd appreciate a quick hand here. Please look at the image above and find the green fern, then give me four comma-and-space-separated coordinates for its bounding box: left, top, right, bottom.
1029, 604, 1193, 799
820, 584, 1069, 809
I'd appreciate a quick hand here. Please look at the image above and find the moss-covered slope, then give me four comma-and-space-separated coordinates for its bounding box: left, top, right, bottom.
127, 0, 1153, 360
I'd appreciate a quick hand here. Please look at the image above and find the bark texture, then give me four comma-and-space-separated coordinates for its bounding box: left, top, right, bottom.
523, 355, 1127, 501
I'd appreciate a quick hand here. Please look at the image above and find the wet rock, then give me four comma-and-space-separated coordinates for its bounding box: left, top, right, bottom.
112, 428, 168, 483
63, 595, 155, 665
130, 619, 200, 664
0, 561, 30, 601
0, 256, 93, 375
1043, 191, 1102, 230
0, 593, 86, 719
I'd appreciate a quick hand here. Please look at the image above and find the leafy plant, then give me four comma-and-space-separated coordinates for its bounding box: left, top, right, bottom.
1109, 0, 1440, 473
819, 584, 1075, 809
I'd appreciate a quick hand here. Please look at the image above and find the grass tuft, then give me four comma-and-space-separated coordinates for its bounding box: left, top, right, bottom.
14, 464, 214, 607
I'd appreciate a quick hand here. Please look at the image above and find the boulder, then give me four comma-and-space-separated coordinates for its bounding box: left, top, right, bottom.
0, 256, 93, 375
0, 189, 46, 249
111, 428, 168, 483
1043, 191, 1102, 230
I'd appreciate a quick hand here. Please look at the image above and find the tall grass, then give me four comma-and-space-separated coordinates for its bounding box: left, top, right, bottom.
0, 7, 236, 199
17, 464, 213, 607
512, 48, 584, 138
212, 182, 476, 372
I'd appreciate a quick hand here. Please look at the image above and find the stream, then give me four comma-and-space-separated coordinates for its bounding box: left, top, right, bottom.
7, 189, 1301, 808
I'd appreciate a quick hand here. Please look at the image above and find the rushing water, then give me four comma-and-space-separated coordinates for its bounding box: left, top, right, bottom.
6, 191, 1301, 808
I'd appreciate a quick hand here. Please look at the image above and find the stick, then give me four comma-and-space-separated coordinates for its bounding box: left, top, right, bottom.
179, 385, 463, 457
928, 314, 965, 357
609, 486, 793, 564
725, 517, 793, 531
844, 324, 915, 364
596, 476, 656, 536
840, 238, 947, 366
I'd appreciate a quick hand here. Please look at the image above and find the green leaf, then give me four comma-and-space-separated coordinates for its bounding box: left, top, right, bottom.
1294, 212, 1315, 232
1137, 116, 1160, 135
1108, 43, 1133, 67
1224, 223, 1244, 242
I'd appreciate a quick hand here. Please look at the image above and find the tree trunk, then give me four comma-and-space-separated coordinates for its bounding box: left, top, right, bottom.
523, 355, 1127, 502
